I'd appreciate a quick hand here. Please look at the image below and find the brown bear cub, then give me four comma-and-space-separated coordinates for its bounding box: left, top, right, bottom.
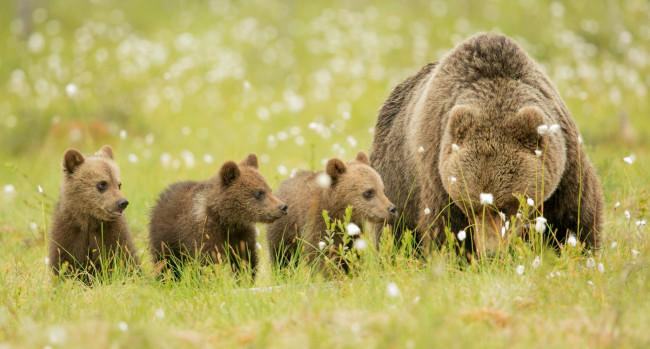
266, 151, 396, 270
149, 153, 287, 279
370, 33, 604, 257
49, 145, 139, 280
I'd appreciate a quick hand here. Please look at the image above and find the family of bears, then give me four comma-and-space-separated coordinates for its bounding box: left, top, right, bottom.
48, 33, 604, 280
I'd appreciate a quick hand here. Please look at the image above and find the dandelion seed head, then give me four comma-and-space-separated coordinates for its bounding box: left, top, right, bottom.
316, 172, 332, 189
386, 282, 401, 298
346, 223, 361, 236
516, 265, 525, 275
479, 193, 493, 205
457, 230, 466, 241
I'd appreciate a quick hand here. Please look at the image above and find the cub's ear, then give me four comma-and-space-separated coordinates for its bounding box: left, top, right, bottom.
63, 149, 85, 174
97, 145, 114, 160
510, 106, 546, 149
218, 161, 240, 187
326, 158, 347, 184
448, 105, 476, 143
239, 153, 258, 169
354, 151, 371, 166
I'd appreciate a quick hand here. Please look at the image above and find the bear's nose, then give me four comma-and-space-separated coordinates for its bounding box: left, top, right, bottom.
388, 205, 397, 216
279, 204, 288, 214
117, 199, 129, 210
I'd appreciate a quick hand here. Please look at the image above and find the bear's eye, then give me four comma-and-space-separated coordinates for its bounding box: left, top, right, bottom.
96, 181, 108, 193
363, 189, 374, 199
253, 190, 265, 200
118, 183, 122, 190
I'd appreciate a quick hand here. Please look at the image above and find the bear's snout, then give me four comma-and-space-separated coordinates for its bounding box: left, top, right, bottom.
279, 204, 288, 215
117, 198, 129, 210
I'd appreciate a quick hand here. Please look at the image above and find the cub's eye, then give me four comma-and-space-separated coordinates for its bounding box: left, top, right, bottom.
363, 189, 374, 199
253, 190, 265, 200
118, 183, 122, 190
97, 181, 108, 192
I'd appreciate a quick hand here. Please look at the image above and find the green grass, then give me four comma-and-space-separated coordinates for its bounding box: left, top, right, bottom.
1, 0, 649, 347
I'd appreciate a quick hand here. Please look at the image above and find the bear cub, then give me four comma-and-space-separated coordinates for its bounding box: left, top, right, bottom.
49, 145, 139, 280
266, 151, 396, 269
149, 153, 287, 278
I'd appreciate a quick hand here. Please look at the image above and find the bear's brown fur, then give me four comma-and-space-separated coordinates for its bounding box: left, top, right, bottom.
370, 33, 604, 256
149, 153, 287, 278
49, 145, 139, 280
266, 151, 396, 269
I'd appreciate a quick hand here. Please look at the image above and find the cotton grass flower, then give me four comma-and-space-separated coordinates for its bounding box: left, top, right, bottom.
586, 258, 595, 269
318, 241, 327, 250
611, 241, 618, 248
624, 210, 630, 219
631, 249, 641, 258
537, 125, 549, 136
534, 217, 547, 233
636, 220, 647, 227
527, 198, 535, 206
316, 172, 332, 188
457, 230, 466, 241
353, 237, 368, 250
155, 309, 165, 320
118, 321, 128, 332
567, 234, 577, 247
451, 143, 460, 152
386, 282, 401, 298
614, 201, 621, 209
119, 130, 127, 139
548, 124, 561, 133
623, 154, 636, 164
346, 223, 361, 236
127, 154, 139, 164
423, 207, 431, 215
4, 184, 16, 195
535, 150, 542, 157
203, 154, 214, 164
65, 83, 78, 97
532, 256, 541, 269
448, 176, 457, 183
516, 265, 525, 275
479, 193, 493, 205
417, 146, 424, 153
597, 263, 605, 273
498, 212, 506, 221
277, 165, 288, 176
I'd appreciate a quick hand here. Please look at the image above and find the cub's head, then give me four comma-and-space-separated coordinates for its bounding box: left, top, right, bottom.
214, 153, 287, 224
438, 105, 567, 256
61, 145, 129, 221
322, 151, 396, 223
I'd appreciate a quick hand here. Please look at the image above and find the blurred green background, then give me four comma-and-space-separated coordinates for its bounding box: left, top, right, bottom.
1, 0, 648, 250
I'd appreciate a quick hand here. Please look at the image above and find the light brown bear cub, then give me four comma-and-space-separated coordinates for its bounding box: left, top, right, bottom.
266, 151, 396, 269
149, 153, 287, 279
49, 145, 139, 280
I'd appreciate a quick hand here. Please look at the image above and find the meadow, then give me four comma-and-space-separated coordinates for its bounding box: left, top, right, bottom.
1, 0, 649, 347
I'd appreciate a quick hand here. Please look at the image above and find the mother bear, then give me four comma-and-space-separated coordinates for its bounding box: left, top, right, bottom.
370, 33, 603, 256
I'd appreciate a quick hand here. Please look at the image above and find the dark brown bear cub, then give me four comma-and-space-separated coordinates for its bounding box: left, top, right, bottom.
149, 153, 287, 278
49, 145, 139, 280
370, 33, 604, 257
266, 151, 396, 270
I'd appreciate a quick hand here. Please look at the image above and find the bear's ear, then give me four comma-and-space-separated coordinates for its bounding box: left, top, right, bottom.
97, 145, 114, 160
63, 149, 85, 174
218, 161, 240, 187
239, 153, 258, 169
326, 158, 347, 184
511, 106, 545, 149
448, 105, 476, 143
354, 151, 371, 166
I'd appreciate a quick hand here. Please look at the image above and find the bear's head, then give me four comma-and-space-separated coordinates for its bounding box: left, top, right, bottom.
213, 153, 287, 224
322, 151, 397, 224
61, 145, 129, 222
439, 105, 567, 256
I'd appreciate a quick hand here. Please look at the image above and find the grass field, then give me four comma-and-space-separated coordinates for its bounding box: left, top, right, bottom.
1, 0, 649, 347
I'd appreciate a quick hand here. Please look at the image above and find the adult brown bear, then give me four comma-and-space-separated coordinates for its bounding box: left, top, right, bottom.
369, 33, 603, 256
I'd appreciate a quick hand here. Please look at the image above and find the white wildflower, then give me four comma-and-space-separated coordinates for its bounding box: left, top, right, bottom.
316, 172, 332, 188
636, 220, 647, 226
578, 136, 583, 144
567, 234, 577, 247
145, 133, 155, 145
587, 280, 594, 287
457, 230, 466, 241
451, 143, 460, 152
118, 322, 128, 332
532, 256, 541, 268
624, 210, 630, 219
318, 241, 327, 250
501, 226, 506, 238
597, 263, 605, 273
346, 223, 361, 236
413, 296, 420, 304
614, 201, 620, 209
155, 308, 165, 320
610, 241, 618, 248
255, 242, 262, 250
277, 165, 288, 176
386, 282, 401, 298
623, 154, 636, 164
4, 184, 16, 195
423, 207, 431, 215
479, 193, 493, 205
203, 154, 214, 164
498, 212, 506, 221
353, 238, 368, 250
30, 222, 38, 231
417, 146, 424, 153
346, 136, 357, 147
631, 249, 640, 258
516, 212, 522, 220
44, 257, 50, 265
516, 265, 525, 275
586, 257, 595, 269
48, 326, 67, 344
127, 154, 139, 164
65, 83, 78, 97
448, 176, 457, 183
527, 198, 535, 206
535, 150, 542, 157
537, 125, 549, 136
534, 217, 547, 233
119, 129, 127, 139
38, 185, 43, 193
548, 124, 561, 133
